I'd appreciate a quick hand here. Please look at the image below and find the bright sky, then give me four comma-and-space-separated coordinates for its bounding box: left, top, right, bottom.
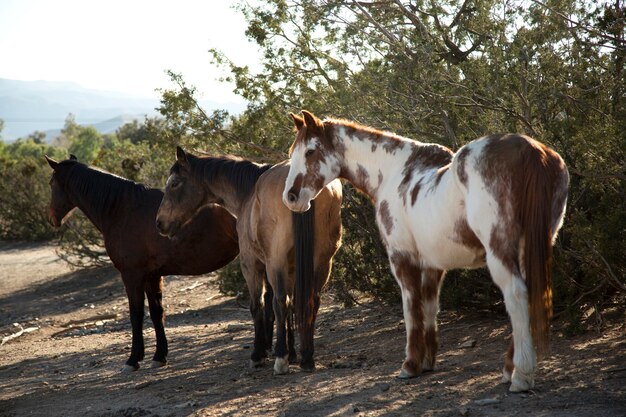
0, 0, 261, 102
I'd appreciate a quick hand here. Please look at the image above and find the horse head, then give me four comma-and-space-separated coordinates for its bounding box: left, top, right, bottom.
283, 110, 341, 212
156, 147, 208, 238
45, 155, 78, 227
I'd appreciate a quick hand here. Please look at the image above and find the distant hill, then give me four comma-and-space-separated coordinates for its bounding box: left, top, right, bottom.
0, 78, 246, 142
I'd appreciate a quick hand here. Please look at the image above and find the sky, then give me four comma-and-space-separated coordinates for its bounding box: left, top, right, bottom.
0, 0, 261, 102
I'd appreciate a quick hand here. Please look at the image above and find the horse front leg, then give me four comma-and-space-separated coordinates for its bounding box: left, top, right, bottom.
390, 252, 425, 378
122, 275, 145, 372
270, 269, 290, 375
146, 275, 168, 368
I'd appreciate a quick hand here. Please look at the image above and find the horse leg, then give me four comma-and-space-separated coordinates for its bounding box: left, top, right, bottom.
270, 269, 290, 375
122, 275, 145, 372
390, 252, 425, 378
487, 253, 536, 392
299, 258, 331, 371
146, 275, 168, 368
263, 275, 275, 355
503, 340, 515, 383
421, 268, 445, 371
241, 258, 268, 368
287, 309, 297, 364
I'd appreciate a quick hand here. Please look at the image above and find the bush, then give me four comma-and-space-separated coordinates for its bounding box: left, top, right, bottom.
0, 157, 59, 241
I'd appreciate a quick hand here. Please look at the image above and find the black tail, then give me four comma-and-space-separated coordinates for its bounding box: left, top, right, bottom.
293, 199, 316, 353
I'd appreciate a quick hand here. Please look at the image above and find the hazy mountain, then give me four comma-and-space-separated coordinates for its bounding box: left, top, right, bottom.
0, 78, 246, 142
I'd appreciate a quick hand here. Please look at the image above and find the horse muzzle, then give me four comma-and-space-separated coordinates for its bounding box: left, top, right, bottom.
282, 193, 311, 213
156, 218, 180, 238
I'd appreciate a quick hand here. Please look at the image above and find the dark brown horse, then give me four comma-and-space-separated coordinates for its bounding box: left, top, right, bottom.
45, 155, 239, 372
156, 148, 342, 374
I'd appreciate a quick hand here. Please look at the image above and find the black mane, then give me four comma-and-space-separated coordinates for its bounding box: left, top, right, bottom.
56, 160, 154, 213
176, 154, 272, 201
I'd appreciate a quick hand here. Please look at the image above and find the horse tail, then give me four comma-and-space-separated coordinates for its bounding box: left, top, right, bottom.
293, 199, 316, 347
520, 141, 567, 357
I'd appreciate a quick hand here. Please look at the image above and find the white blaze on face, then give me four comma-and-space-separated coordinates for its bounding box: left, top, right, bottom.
283, 138, 320, 212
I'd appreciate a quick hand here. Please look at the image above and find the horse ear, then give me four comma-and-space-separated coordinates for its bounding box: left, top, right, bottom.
301, 110, 321, 130
45, 155, 59, 170
176, 146, 189, 166
290, 112, 305, 130
69, 154, 78, 161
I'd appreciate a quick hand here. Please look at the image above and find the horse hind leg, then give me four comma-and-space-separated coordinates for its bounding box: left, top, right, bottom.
263, 277, 275, 355
502, 340, 514, 383
122, 276, 146, 373
487, 253, 536, 392
390, 252, 426, 378
298, 258, 330, 371
146, 275, 168, 368
287, 309, 297, 364
421, 269, 445, 371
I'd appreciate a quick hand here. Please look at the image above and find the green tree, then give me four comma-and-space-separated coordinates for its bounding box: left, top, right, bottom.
67, 126, 103, 163
154, 0, 626, 318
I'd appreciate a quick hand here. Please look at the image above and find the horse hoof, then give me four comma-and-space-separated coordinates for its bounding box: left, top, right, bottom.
509, 369, 534, 392
250, 359, 265, 368
273, 357, 289, 375
151, 360, 167, 368
502, 366, 512, 383
299, 362, 315, 372
421, 357, 435, 372
121, 364, 139, 373
398, 369, 413, 379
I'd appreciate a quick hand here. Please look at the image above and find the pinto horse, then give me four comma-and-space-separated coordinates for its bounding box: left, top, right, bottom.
45, 155, 239, 372
282, 111, 569, 392
156, 147, 342, 374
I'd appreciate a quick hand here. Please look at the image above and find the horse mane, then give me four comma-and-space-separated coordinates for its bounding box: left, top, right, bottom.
58, 160, 153, 212
184, 155, 272, 201
326, 117, 407, 142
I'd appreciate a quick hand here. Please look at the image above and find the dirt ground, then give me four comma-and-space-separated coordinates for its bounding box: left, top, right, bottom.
0, 242, 624, 417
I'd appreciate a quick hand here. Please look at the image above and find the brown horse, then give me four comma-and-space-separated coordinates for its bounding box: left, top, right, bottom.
45, 155, 239, 372
156, 147, 342, 374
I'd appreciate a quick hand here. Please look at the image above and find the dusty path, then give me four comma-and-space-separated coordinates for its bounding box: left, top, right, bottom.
0, 242, 624, 417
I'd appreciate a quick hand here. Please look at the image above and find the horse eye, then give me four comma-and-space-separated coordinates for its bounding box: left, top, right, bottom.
305, 149, 315, 157
171, 180, 181, 189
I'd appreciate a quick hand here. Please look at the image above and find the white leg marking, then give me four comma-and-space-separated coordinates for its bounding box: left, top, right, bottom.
273, 356, 290, 375
487, 253, 536, 392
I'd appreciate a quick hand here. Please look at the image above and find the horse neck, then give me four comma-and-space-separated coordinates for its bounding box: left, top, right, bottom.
66, 168, 133, 233
331, 122, 417, 203
194, 159, 266, 217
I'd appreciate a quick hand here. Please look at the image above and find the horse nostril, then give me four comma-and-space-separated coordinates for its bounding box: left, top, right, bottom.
287, 192, 298, 204
156, 219, 163, 231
